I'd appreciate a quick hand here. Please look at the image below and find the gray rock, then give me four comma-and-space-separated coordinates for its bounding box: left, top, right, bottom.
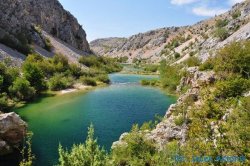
0, 112, 27, 155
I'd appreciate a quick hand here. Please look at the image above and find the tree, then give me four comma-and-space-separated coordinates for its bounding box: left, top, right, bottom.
22, 62, 46, 92
9, 77, 36, 101
57, 124, 107, 166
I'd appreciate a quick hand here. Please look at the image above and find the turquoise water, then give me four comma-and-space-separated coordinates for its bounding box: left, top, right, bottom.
16, 73, 176, 166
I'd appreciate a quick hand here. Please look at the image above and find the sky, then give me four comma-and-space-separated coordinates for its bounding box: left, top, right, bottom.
58, 0, 244, 42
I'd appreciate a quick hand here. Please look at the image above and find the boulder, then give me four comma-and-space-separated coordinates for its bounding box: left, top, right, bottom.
0, 112, 27, 155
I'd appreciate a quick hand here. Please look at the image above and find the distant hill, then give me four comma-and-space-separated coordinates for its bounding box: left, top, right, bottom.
90, 1, 250, 63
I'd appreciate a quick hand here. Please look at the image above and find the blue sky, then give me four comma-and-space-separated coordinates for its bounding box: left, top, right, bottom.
58, 0, 244, 41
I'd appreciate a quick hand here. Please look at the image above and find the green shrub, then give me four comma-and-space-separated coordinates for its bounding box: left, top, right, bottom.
57, 124, 107, 166
0, 33, 32, 55
140, 80, 151, 86
214, 28, 229, 41
80, 77, 97, 86
232, 10, 241, 19
199, 58, 214, 71
9, 77, 36, 101
96, 74, 110, 84
213, 41, 250, 78
174, 115, 185, 126
143, 64, 158, 72
49, 74, 74, 91
22, 61, 47, 92
174, 52, 181, 59
159, 62, 182, 92
184, 56, 201, 67
44, 38, 53, 52
215, 78, 250, 98
0, 93, 10, 112
215, 19, 228, 28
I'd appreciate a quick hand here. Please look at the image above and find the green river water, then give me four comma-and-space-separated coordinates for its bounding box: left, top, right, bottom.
14, 73, 176, 166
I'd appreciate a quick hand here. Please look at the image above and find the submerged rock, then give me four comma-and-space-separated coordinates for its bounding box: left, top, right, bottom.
0, 112, 27, 155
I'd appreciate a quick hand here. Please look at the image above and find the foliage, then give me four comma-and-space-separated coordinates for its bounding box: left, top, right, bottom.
79, 55, 122, 73
9, 77, 36, 101
95, 74, 110, 84
232, 10, 241, 19
214, 28, 229, 41
49, 74, 74, 91
215, 77, 250, 98
159, 61, 182, 92
143, 64, 159, 73
44, 38, 53, 52
0, 93, 10, 112
174, 52, 180, 59
213, 41, 250, 78
215, 19, 228, 28
22, 60, 47, 92
140, 79, 159, 86
80, 77, 97, 86
184, 56, 201, 67
0, 33, 32, 55
20, 132, 35, 166
57, 124, 107, 166
199, 57, 214, 71
174, 115, 185, 126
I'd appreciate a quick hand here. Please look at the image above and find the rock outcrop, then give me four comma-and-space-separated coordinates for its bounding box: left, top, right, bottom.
0, 0, 90, 52
0, 112, 27, 155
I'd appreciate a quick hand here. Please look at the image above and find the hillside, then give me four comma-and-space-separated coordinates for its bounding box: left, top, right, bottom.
90, 1, 250, 64
0, 0, 90, 65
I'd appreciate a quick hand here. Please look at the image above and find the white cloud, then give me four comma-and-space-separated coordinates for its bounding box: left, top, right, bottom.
192, 6, 228, 17
228, 0, 245, 5
170, 0, 198, 5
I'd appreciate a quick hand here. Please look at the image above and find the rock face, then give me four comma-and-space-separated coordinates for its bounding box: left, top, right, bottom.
0, 0, 90, 52
0, 112, 27, 155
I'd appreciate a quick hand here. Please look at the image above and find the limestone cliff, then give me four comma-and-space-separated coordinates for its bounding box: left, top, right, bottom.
0, 0, 90, 53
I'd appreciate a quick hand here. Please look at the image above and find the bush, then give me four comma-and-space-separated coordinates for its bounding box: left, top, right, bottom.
140, 79, 158, 86
174, 115, 185, 126
215, 19, 228, 28
184, 56, 201, 67
9, 77, 36, 101
232, 10, 241, 19
159, 62, 182, 92
22, 62, 47, 92
80, 77, 97, 86
44, 38, 53, 52
199, 58, 214, 71
143, 64, 158, 72
96, 74, 110, 84
215, 78, 250, 98
57, 124, 107, 166
214, 41, 250, 78
174, 52, 180, 59
49, 74, 74, 91
0, 93, 10, 112
214, 28, 229, 41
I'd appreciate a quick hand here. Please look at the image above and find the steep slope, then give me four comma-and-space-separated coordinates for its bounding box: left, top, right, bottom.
91, 1, 250, 64
0, 0, 90, 65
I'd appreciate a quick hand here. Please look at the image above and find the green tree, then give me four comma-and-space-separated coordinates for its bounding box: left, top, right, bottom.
9, 77, 36, 101
57, 124, 107, 166
22, 62, 46, 92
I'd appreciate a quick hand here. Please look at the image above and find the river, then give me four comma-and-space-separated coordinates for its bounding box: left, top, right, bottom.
15, 73, 176, 166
